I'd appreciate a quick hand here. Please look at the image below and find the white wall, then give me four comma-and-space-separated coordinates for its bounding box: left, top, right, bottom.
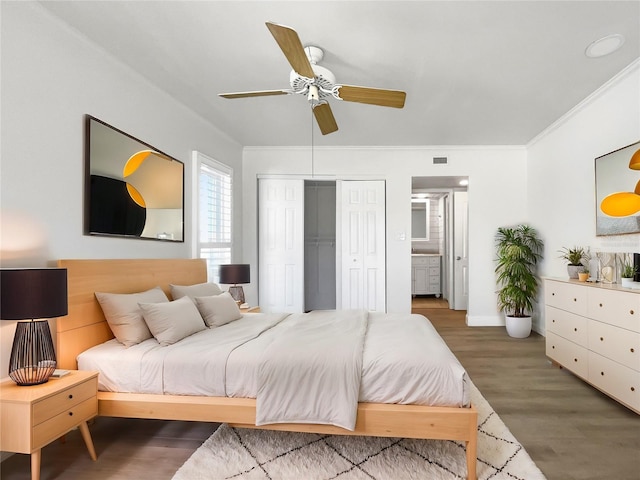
528, 60, 640, 332
0, 3, 243, 379
242, 146, 528, 324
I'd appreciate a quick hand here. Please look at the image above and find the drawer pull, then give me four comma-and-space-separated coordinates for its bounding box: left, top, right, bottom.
574, 327, 577, 332
601, 371, 605, 376
632, 387, 636, 392
552, 319, 555, 323
573, 298, 577, 302
599, 303, 603, 307
552, 345, 555, 349
600, 337, 604, 341
631, 348, 635, 353
630, 310, 635, 315
574, 358, 578, 362
551, 292, 555, 296
68, 394, 73, 399
68, 411, 73, 416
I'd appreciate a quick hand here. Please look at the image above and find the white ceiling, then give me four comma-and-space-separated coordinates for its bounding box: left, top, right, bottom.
39, 1, 639, 147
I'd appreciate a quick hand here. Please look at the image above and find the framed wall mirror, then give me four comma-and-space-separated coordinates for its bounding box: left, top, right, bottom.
84, 116, 184, 242
411, 198, 430, 240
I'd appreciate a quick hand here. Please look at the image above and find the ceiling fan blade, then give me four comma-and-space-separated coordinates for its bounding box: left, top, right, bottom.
265, 21, 315, 79
219, 90, 290, 99
313, 103, 339, 135
337, 85, 406, 108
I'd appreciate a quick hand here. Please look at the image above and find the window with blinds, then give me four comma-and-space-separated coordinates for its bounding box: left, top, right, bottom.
198, 157, 232, 283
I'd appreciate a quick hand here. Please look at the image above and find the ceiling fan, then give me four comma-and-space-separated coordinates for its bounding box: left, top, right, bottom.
219, 21, 407, 135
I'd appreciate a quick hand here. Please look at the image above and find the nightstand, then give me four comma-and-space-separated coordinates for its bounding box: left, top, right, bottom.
0, 370, 99, 480
240, 305, 261, 313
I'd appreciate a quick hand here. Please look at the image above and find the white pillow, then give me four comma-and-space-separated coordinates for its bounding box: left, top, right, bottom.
139, 296, 207, 346
195, 292, 242, 328
95, 287, 168, 347
170, 282, 222, 301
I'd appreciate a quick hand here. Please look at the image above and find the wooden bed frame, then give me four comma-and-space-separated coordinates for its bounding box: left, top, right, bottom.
56, 258, 478, 480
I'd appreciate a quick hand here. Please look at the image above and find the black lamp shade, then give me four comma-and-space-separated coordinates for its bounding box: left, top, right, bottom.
0, 268, 68, 386
1, 268, 68, 320
218, 264, 249, 305
218, 264, 250, 285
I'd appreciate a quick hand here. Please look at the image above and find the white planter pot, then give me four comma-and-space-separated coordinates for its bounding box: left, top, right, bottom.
505, 315, 532, 338
621, 277, 634, 288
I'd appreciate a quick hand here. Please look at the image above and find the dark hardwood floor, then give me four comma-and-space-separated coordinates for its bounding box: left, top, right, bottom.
421, 307, 640, 480
1, 307, 639, 480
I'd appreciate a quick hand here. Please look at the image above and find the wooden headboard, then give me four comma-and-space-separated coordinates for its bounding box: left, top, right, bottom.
56, 259, 207, 369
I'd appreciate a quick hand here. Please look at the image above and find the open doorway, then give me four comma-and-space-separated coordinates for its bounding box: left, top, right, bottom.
411, 176, 468, 311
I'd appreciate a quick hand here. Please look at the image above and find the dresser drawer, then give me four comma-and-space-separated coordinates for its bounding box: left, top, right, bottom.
587, 288, 640, 333
545, 280, 587, 316
427, 256, 440, 267
33, 378, 97, 426
428, 267, 440, 276
545, 306, 588, 346
588, 351, 640, 412
546, 331, 588, 379
32, 396, 97, 450
588, 320, 640, 372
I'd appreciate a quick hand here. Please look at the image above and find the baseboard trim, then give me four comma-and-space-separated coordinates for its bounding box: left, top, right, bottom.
466, 315, 504, 327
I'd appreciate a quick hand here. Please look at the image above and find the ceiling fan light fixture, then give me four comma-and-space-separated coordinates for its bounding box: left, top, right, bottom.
585, 34, 625, 58
221, 22, 406, 135
308, 85, 320, 106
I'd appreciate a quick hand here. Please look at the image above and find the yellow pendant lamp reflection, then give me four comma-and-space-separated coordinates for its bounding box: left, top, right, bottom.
123, 150, 152, 208
628, 148, 640, 170
600, 149, 640, 217
601, 191, 640, 217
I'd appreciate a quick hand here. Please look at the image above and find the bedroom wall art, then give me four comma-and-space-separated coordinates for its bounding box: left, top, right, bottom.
595, 140, 640, 236
84, 116, 184, 242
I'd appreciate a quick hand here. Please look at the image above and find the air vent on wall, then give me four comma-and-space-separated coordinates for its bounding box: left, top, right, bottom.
433, 156, 448, 165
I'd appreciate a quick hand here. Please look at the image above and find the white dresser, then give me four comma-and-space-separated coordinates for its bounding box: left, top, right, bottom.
544, 278, 640, 414
411, 254, 441, 297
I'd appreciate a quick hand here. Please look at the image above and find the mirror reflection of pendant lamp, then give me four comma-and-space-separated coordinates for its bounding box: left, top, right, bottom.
218, 264, 250, 305
0, 268, 68, 386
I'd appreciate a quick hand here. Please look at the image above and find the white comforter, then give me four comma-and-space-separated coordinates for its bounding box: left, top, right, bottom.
78, 311, 469, 429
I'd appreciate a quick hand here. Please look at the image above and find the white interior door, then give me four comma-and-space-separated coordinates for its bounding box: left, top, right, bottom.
338, 180, 386, 312
453, 191, 469, 310
258, 179, 304, 313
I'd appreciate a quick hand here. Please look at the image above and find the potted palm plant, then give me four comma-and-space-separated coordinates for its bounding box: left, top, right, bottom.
495, 224, 544, 338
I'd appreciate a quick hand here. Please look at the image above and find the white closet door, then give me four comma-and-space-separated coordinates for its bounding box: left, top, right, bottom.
258, 179, 304, 313
338, 180, 386, 312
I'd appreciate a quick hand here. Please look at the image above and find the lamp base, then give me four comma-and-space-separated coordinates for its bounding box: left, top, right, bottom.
228, 285, 245, 305
9, 320, 57, 386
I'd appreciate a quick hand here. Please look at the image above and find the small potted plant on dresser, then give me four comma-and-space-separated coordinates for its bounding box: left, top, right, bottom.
620, 260, 637, 288
559, 246, 587, 279
495, 224, 544, 338
578, 265, 589, 282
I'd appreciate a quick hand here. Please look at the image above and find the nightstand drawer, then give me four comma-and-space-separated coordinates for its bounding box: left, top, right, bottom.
33, 378, 97, 425
32, 396, 97, 450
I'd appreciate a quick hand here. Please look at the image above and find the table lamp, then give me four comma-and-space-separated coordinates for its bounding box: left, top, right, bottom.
218, 264, 250, 305
0, 268, 68, 386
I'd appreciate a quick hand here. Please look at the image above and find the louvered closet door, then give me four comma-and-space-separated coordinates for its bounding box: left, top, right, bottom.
258, 179, 304, 313
339, 180, 386, 312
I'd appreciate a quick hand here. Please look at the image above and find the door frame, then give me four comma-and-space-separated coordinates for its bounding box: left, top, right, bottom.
411, 178, 468, 311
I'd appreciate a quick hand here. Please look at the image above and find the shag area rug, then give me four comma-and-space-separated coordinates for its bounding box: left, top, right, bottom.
173, 382, 546, 480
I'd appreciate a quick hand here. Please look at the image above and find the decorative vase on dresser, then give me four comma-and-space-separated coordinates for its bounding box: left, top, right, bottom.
544, 278, 639, 414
